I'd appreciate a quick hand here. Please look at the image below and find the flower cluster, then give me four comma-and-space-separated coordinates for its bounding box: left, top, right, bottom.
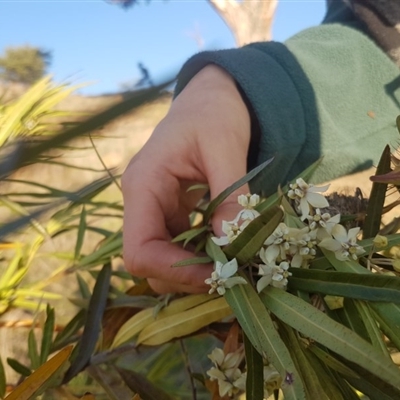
206, 180, 366, 295
206, 347, 281, 399
204, 258, 247, 295
206, 348, 246, 398
212, 194, 260, 246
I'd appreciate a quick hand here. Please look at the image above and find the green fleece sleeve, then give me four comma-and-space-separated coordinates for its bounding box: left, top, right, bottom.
175, 22, 400, 195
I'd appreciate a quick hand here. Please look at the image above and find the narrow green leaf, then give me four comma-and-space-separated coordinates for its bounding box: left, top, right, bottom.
244, 333, 264, 400
72, 234, 122, 271
186, 183, 209, 192
307, 345, 359, 379
203, 158, 274, 223
319, 248, 369, 274
260, 287, 400, 391
76, 273, 92, 299
288, 268, 400, 303
224, 282, 306, 400
74, 206, 87, 260
353, 300, 391, 358
326, 370, 360, 400
224, 206, 283, 264
369, 302, 400, 350
205, 236, 228, 264
333, 298, 369, 342
363, 145, 391, 239
171, 225, 208, 247
40, 305, 55, 364
343, 358, 400, 400
28, 329, 40, 370
0, 177, 114, 240
7, 358, 31, 377
0, 356, 5, 399
171, 256, 212, 267
0, 251, 23, 289
279, 323, 331, 400
63, 263, 112, 383
107, 294, 159, 309
52, 309, 86, 352
116, 367, 173, 400
345, 375, 396, 400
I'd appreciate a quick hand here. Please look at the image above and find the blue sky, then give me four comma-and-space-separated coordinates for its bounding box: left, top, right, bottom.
0, 0, 326, 95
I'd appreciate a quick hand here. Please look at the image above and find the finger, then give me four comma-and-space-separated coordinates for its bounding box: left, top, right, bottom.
123, 167, 212, 288
205, 154, 250, 237
126, 238, 212, 287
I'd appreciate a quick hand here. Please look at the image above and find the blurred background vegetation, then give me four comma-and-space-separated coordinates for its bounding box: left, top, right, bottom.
2, 1, 400, 399
1, 1, 280, 397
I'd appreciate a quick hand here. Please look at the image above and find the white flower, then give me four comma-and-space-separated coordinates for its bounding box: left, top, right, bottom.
262, 223, 292, 263
288, 178, 330, 218
318, 224, 365, 261
305, 209, 340, 238
236, 193, 261, 221
207, 348, 246, 397
290, 228, 317, 268
257, 261, 292, 292
205, 258, 247, 295
261, 224, 318, 269
212, 194, 261, 247
212, 220, 241, 246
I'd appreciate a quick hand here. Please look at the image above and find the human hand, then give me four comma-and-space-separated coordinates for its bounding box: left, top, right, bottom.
122, 65, 251, 293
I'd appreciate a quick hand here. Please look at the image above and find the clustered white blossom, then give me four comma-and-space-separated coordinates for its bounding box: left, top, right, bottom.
206, 347, 281, 398
206, 348, 246, 398
287, 178, 330, 219
212, 194, 260, 246
206, 180, 366, 295
204, 258, 247, 295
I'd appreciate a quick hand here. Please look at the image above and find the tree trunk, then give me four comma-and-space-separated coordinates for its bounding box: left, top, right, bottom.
208, 0, 278, 46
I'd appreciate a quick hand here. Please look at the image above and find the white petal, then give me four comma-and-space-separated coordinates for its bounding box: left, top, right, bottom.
209, 348, 225, 366
218, 380, 234, 397
214, 261, 224, 276
318, 238, 342, 252
347, 227, 360, 241
237, 194, 249, 207
217, 286, 226, 295
207, 367, 226, 381
335, 250, 349, 261
257, 275, 272, 293
249, 194, 260, 207
233, 373, 247, 390
296, 178, 308, 189
291, 254, 303, 268
331, 224, 348, 243
220, 258, 239, 278
224, 276, 247, 288
309, 183, 330, 193
299, 198, 310, 218
306, 191, 329, 208
224, 353, 241, 370
263, 245, 280, 263
212, 236, 230, 246
272, 273, 283, 282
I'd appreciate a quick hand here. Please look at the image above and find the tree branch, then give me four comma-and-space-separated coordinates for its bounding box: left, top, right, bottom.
207, 0, 278, 46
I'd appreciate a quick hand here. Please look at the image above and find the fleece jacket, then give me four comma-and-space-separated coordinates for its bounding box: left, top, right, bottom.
174, 3, 400, 195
